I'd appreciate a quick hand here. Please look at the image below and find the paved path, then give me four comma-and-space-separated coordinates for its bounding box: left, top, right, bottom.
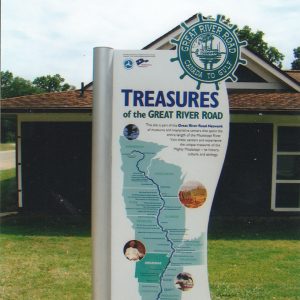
0, 150, 16, 170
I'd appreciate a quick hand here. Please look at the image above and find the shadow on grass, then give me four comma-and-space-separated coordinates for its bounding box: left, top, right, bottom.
0, 213, 91, 237
1, 213, 299, 240
208, 216, 300, 240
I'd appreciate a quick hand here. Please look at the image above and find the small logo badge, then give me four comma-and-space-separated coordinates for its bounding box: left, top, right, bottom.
124, 58, 134, 70
136, 58, 149, 66
171, 14, 247, 90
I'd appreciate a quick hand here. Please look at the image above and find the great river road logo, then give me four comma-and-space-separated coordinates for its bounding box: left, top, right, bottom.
171, 14, 247, 90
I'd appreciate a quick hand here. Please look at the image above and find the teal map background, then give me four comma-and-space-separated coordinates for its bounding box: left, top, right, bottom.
120, 137, 205, 300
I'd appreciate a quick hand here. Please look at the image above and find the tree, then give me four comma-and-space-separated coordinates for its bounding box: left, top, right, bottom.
1, 116, 16, 143
236, 25, 284, 68
0, 71, 75, 98
1, 71, 42, 98
32, 74, 75, 93
291, 47, 300, 70
220, 17, 285, 68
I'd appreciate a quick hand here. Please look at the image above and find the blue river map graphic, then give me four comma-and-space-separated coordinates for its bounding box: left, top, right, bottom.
120, 137, 205, 300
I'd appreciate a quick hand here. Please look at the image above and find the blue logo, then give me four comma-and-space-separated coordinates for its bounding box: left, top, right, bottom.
124, 58, 134, 70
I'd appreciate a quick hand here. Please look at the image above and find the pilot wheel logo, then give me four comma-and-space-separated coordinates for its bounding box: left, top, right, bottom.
171, 14, 247, 90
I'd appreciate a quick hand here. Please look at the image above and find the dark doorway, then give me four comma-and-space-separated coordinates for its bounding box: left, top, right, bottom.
212, 123, 273, 216
21, 122, 92, 214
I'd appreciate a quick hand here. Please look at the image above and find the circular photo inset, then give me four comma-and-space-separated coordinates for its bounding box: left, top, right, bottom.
175, 272, 194, 291
123, 240, 146, 261
178, 181, 207, 208
123, 124, 139, 140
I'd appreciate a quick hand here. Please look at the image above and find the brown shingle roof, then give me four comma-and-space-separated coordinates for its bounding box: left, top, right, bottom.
0, 90, 92, 112
285, 70, 300, 83
229, 92, 300, 112
1, 90, 300, 113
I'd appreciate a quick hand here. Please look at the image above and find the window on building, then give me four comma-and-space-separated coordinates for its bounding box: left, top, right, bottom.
272, 126, 300, 211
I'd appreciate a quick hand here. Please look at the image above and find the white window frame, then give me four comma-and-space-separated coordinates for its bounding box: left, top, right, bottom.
271, 124, 300, 211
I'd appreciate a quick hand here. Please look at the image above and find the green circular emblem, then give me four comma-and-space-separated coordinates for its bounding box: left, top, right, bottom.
171, 14, 247, 90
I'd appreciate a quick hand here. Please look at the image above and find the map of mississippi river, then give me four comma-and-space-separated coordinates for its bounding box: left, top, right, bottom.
120, 136, 205, 300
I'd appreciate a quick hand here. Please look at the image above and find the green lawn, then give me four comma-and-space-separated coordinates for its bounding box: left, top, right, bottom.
0, 215, 91, 300
0, 144, 15, 151
209, 239, 299, 299
208, 218, 300, 299
0, 216, 299, 299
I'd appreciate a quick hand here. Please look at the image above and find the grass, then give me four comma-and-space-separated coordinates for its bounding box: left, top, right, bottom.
0, 144, 15, 151
208, 218, 300, 299
209, 240, 299, 299
0, 168, 17, 212
0, 215, 91, 300
0, 215, 299, 299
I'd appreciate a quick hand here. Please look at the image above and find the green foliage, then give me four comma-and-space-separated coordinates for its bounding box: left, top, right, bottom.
32, 74, 74, 93
0, 71, 75, 99
220, 16, 285, 68
236, 25, 284, 68
293, 46, 300, 59
291, 46, 300, 70
1, 70, 13, 87
1, 71, 42, 98
1, 116, 16, 143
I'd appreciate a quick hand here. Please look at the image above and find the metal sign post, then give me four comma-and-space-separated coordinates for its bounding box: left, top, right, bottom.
92, 47, 113, 300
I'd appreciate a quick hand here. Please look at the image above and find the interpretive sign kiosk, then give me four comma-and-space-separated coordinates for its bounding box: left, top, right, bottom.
92, 14, 246, 300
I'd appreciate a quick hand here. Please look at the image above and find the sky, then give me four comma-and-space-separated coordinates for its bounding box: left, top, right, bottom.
2, 0, 300, 88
